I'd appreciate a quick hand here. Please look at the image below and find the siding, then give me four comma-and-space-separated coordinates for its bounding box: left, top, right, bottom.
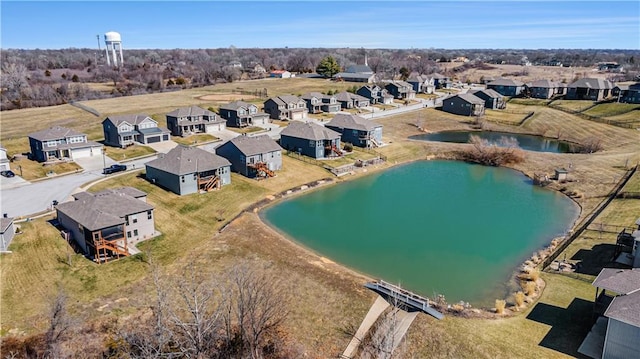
57, 210, 89, 254
145, 166, 184, 195
29, 137, 46, 162
442, 97, 474, 116
0, 222, 15, 251
124, 210, 156, 246
102, 121, 122, 147
280, 136, 324, 158
603, 319, 640, 359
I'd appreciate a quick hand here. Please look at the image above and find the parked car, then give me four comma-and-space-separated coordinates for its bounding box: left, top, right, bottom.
0, 170, 15, 178
102, 164, 127, 175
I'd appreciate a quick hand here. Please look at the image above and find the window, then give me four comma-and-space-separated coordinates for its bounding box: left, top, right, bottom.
127, 231, 131, 238
147, 210, 152, 220
131, 214, 138, 224
133, 229, 138, 236
93, 232, 99, 240
46, 140, 57, 147
181, 176, 185, 183
125, 217, 130, 226
309, 140, 314, 147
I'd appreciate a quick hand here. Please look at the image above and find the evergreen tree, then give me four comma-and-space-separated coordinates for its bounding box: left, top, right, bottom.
316, 56, 341, 78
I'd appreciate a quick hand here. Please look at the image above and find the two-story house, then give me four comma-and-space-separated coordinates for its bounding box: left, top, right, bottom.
566, 78, 614, 101
407, 74, 435, 94
356, 85, 394, 105
334, 91, 371, 109
385, 81, 417, 100
28, 126, 103, 162
326, 113, 383, 148
146, 145, 231, 195
300, 92, 341, 114
279, 121, 342, 159
263, 95, 309, 121
56, 187, 156, 263
102, 114, 170, 148
486, 78, 526, 97
166, 105, 226, 136
468, 89, 506, 110
216, 135, 282, 178
442, 94, 485, 116
218, 101, 270, 128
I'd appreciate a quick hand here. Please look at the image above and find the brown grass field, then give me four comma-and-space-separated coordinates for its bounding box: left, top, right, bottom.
1, 76, 640, 357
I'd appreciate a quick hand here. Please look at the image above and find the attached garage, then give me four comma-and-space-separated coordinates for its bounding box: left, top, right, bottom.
70, 146, 98, 159
291, 112, 305, 121
146, 136, 162, 144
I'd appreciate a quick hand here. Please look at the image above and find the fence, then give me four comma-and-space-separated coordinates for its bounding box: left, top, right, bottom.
548, 102, 636, 129
231, 88, 268, 98
542, 164, 638, 269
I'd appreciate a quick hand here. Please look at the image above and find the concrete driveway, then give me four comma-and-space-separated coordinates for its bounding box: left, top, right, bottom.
74, 155, 116, 172
146, 140, 178, 153
0, 174, 30, 190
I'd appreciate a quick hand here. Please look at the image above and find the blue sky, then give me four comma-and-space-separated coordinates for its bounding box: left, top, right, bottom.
1, 1, 639, 49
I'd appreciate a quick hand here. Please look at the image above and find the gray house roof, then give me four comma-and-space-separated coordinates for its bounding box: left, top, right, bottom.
334, 91, 369, 102
333, 72, 375, 81
219, 101, 255, 111
301, 92, 327, 101
104, 114, 155, 126
57, 190, 154, 231
451, 93, 485, 105
592, 268, 640, 295
0, 217, 13, 233
29, 126, 84, 141
346, 64, 373, 74
529, 79, 558, 88
488, 78, 525, 87
605, 291, 640, 327
280, 121, 340, 141
146, 145, 230, 176
166, 105, 217, 118
470, 89, 503, 99
327, 113, 380, 132
225, 135, 282, 156
269, 95, 303, 106
430, 73, 448, 79
568, 78, 614, 90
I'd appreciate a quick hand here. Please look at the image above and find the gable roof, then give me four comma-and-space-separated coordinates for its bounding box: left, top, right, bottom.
224, 135, 282, 156
334, 91, 369, 102
267, 95, 304, 106
326, 113, 381, 132
333, 72, 375, 80
219, 101, 255, 111
301, 92, 327, 100
568, 78, 614, 90
605, 291, 640, 327
452, 93, 485, 105
487, 78, 525, 87
430, 73, 448, 79
470, 89, 503, 99
346, 64, 373, 74
104, 114, 155, 127
166, 105, 217, 118
280, 121, 341, 141
592, 268, 640, 295
529, 79, 558, 88
57, 190, 154, 231
29, 126, 84, 141
146, 145, 230, 175
386, 80, 413, 89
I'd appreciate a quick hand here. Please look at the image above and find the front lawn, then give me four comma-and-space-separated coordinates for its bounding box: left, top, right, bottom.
10, 159, 82, 181
172, 133, 219, 146
226, 126, 265, 134
103, 144, 156, 162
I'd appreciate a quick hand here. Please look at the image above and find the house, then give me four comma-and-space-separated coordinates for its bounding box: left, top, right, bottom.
385, 81, 416, 100
249, 63, 267, 74
565, 78, 614, 101
356, 85, 394, 105
0, 217, 15, 252
300, 92, 341, 114
617, 83, 640, 104
430, 73, 451, 89
229, 61, 243, 69
407, 74, 435, 94
28, 126, 103, 163
486, 78, 526, 97
578, 268, 640, 359
333, 63, 376, 83
216, 135, 282, 178
468, 89, 506, 109
263, 95, 309, 121
279, 121, 342, 159
56, 187, 156, 262
145, 145, 231, 195
334, 91, 371, 109
166, 106, 226, 136
441, 94, 485, 116
326, 113, 383, 148
0, 146, 10, 172
102, 114, 170, 148
527, 79, 562, 99
613, 218, 640, 268
270, 70, 292, 78
219, 101, 270, 128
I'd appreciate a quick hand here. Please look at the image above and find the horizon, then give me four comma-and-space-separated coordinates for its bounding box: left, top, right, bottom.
1, 1, 639, 50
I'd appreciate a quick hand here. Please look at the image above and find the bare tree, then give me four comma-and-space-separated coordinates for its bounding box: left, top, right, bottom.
44, 288, 73, 358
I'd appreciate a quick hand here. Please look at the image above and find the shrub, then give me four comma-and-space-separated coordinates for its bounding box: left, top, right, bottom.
495, 299, 506, 314
522, 280, 537, 296
343, 142, 353, 152
455, 135, 524, 166
514, 291, 525, 308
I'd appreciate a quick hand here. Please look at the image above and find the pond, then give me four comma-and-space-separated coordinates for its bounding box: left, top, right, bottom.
262, 161, 579, 306
410, 131, 579, 153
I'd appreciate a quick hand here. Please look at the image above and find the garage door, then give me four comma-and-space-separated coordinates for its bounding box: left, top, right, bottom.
70, 147, 93, 159
147, 136, 161, 143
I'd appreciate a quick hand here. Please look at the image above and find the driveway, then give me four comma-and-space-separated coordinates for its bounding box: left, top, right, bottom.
146, 140, 178, 153
0, 174, 30, 191
74, 154, 116, 172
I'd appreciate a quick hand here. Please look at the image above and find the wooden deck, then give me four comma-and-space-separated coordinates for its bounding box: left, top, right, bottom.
365, 280, 444, 320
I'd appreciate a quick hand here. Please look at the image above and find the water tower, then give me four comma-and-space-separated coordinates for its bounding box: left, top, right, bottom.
104, 31, 124, 67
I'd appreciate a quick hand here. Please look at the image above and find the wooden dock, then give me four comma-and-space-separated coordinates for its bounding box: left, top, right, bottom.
365, 280, 444, 320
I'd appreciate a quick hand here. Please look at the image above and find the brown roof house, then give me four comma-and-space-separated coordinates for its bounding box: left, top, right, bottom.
166, 105, 226, 136
279, 121, 342, 159
263, 95, 309, 121
56, 187, 156, 263
579, 268, 640, 359
216, 135, 282, 178
566, 78, 614, 101
442, 94, 485, 116
28, 126, 103, 163
145, 145, 231, 195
